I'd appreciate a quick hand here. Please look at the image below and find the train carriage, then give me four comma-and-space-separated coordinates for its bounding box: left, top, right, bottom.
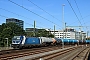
79, 40, 86, 44
12, 36, 54, 49
12, 35, 90, 49
69, 39, 79, 44
39, 37, 54, 46
62, 39, 69, 44
51, 38, 62, 46
24, 37, 41, 48
85, 40, 90, 44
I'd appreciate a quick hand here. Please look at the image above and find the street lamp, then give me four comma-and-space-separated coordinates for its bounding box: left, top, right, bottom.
62, 4, 65, 48
5, 38, 8, 47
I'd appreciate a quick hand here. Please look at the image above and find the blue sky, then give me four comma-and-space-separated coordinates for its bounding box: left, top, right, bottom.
0, 0, 90, 35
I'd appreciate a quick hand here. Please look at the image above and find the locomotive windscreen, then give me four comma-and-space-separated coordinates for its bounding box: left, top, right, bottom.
12, 36, 21, 40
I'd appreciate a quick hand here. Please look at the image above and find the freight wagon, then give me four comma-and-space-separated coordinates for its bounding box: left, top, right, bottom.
85, 40, 90, 44
12, 36, 54, 49
12, 35, 90, 49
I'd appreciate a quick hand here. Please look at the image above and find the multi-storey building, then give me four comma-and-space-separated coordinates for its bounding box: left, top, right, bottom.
76, 31, 86, 40
25, 28, 48, 32
25, 28, 38, 32
25, 28, 86, 40
50, 30, 75, 39
6, 18, 24, 28
50, 28, 86, 40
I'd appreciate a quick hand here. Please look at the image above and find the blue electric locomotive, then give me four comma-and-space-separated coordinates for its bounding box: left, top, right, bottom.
12, 36, 54, 49
12, 36, 26, 48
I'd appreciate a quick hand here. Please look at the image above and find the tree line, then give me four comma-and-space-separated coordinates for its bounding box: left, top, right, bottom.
0, 22, 26, 47
0, 22, 54, 47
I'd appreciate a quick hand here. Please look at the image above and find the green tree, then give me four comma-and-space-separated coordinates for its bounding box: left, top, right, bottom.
0, 22, 26, 47
36, 29, 54, 37
86, 37, 90, 40
26, 32, 34, 37
26, 29, 54, 38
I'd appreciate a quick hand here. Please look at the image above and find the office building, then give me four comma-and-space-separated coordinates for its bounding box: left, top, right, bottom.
6, 18, 24, 28
25, 28, 38, 32
50, 28, 86, 40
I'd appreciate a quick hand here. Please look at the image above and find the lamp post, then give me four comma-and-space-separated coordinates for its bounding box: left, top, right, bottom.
54, 25, 55, 38
5, 38, 8, 47
87, 31, 89, 40
62, 4, 65, 48
65, 22, 66, 38
62, 4, 65, 39
33, 20, 35, 37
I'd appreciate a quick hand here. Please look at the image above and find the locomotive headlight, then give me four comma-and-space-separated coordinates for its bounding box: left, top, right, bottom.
16, 40, 20, 43
12, 40, 15, 43
12, 40, 21, 44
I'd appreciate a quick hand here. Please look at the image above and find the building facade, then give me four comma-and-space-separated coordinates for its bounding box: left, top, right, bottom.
25, 28, 38, 32
76, 31, 86, 40
25, 28, 86, 40
50, 28, 86, 40
50, 31, 75, 39
6, 18, 24, 28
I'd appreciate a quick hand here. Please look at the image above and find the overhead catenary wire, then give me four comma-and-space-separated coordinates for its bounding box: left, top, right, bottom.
0, 14, 33, 26
82, 15, 90, 23
0, 15, 54, 30
8, 0, 62, 29
0, 15, 44, 36
74, 0, 87, 31
28, 0, 62, 23
72, 0, 89, 32
74, 0, 83, 20
29, 0, 90, 31
0, 14, 8, 18
67, 0, 89, 39
66, 0, 82, 27
0, 14, 43, 28
0, 7, 48, 28
67, 14, 90, 28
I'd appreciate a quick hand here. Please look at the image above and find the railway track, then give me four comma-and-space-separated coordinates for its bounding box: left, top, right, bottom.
13, 45, 80, 60
0, 46, 58, 55
1, 45, 88, 60
29, 45, 89, 60
30, 46, 79, 60
0, 45, 71, 56
71, 46, 90, 60
0, 45, 64, 60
